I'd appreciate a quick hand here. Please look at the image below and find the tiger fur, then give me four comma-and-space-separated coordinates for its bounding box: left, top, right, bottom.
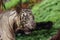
0, 8, 36, 40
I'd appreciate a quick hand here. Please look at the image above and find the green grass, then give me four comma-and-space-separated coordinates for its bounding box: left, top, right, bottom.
16, 28, 58, 40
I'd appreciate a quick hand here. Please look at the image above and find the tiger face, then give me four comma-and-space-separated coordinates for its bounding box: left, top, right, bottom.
16, 9, 36, 35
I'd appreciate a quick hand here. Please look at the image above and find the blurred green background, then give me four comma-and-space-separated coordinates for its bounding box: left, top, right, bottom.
4, 0, 60, 40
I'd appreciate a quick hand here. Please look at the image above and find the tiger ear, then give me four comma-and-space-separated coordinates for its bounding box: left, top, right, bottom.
15, 6, 21, 14
21, 2, 29, 9
15, 0, 22, 14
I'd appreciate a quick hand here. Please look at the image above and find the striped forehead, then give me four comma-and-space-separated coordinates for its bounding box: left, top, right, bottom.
22, 9, 32, 14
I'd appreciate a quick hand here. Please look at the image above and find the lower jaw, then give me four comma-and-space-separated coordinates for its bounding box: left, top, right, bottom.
24, 32, 31, 35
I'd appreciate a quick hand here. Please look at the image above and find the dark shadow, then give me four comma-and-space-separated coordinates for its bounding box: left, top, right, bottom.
15, 21, 54, 36
15, 30, 25, 36
35, 21, 53, 30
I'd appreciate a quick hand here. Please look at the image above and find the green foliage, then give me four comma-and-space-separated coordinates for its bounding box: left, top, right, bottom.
16, 28, 58, 40
4, 0, 20, 9
4, 0, 28, 9
32, 0, 60, 22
